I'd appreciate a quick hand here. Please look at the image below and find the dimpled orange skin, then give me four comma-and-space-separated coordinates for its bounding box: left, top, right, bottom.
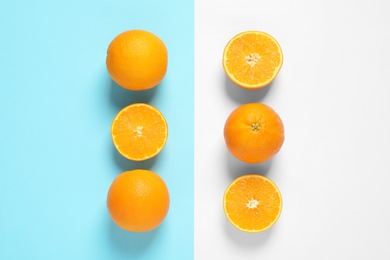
107, 169, 170, 232
224, 103, 284, 164
106, 30, 168, 91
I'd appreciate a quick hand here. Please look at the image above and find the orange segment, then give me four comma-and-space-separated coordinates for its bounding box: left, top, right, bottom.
223, 31, 283, 89
111, 103, 168, 161
223, 174, 282, 232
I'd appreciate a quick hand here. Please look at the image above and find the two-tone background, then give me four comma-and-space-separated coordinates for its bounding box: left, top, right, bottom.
1, 0, 390, 259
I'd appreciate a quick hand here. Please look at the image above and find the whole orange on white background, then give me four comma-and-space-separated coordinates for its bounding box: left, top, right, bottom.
194, 0, 390, 258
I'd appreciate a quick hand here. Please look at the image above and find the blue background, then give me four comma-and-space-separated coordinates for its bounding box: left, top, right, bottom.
0, 0, 194, 259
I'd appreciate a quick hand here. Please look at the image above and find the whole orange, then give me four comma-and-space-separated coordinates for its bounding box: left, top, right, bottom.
106, 30, 168, 91
224, 103, 284, 164
107, 169, 170, 232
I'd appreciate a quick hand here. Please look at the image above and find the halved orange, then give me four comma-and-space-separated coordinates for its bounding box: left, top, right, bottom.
111, 103, 168, 161
223, 31, 283, 89
223, 174, 283, 232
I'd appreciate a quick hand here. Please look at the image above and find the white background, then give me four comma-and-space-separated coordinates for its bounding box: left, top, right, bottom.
195, 0, 390, 259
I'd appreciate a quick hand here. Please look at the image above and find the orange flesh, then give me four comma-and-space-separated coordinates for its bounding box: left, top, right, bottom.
223, 31, 283, 88
111, 103, 168, 161
224, 174, 282, 232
